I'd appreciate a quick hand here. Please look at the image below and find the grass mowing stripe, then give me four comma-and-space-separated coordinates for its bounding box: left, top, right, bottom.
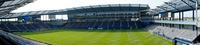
72, 32, 103, 45
149, 35, 173, 45
118, 32, 129, 45
83, 32, 108, 45
15, 29, 173, 45
128, 32, 144, 45
94, 32, 114, 45
67, 32, 97, 45
108, 32, 121, 45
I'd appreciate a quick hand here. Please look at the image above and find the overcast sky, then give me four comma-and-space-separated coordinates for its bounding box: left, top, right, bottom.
12, 0, 170, 13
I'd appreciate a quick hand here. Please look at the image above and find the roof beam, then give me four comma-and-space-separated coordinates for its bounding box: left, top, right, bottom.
164, 2, 180, 11
0, 0, 13, 6
0, 0, 13, 2
190, 0, 196, 3
189, 0, 200, 6
157, 6, 168, 11
181, 0, 194, 9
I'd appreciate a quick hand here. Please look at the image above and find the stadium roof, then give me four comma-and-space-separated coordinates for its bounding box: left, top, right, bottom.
149, 0, 199, 14
1, 0, 199, 18
0, 4, 150, 18
65, 4, 149, 14
0, 0, 34, 15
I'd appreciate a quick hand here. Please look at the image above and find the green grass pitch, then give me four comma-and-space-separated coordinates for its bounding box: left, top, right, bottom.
15, 29, 173, 45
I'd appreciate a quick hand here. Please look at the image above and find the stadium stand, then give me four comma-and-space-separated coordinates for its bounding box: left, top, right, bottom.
0, 0, 199, 45
146, 0, 200, 45
148, 25, 200, 45
0, 4, 150, 32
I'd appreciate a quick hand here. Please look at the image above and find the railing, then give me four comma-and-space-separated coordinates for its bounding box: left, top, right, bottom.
153, 20, 196, 25
0, 30, 47, 45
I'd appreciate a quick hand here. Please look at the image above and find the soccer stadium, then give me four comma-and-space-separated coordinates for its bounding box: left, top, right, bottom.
0, 0, 199, 45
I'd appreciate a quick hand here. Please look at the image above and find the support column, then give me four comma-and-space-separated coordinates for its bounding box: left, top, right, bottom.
179, 12, 181, 29
179, 12, 181, 20
171, 12, 175, 27
168, 12, 172, 27
182, 12, 184, 20
193, 10, 196, 31
182, 12, 184, 28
